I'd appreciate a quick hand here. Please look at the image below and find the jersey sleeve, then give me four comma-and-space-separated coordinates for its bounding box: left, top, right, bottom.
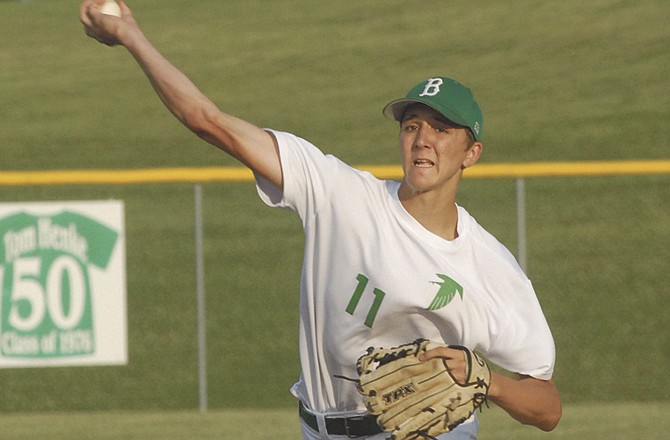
461, 214, 556, 381
485, 279, 556, 380
255, 130, 349, 219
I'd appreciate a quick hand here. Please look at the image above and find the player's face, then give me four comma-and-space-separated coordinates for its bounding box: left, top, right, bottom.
398, 104, 481, 197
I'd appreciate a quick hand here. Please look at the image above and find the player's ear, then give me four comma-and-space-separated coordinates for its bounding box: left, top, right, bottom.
463, 142, 482, 168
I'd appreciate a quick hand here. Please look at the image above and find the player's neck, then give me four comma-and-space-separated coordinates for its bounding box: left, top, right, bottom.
399, 188, 459, 240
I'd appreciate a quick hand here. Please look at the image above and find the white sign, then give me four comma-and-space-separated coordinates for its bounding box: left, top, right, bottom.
0, 200, 127, 367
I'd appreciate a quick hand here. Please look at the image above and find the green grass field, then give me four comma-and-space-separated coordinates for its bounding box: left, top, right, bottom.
1, 403, 669, 440
0, 0, 668, 438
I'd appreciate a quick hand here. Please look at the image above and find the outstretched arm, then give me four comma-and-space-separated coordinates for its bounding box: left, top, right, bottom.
79, 0, 282, 188
421, 347, 562, 431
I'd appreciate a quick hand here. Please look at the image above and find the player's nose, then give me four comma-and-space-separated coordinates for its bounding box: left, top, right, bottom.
413, 125, 433, 149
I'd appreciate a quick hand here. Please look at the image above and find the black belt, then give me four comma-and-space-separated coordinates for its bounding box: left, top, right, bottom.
299, 401, 382, 438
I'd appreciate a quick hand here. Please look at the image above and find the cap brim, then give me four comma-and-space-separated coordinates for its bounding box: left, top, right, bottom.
383, 98, 482, 141
383, 98, 427, 121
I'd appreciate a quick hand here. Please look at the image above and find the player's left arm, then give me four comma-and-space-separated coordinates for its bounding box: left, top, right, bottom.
421, 348, 561, 431
487, 372, 561, 431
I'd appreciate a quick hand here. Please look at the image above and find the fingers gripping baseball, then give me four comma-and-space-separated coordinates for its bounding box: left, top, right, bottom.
80, 0, 134, 46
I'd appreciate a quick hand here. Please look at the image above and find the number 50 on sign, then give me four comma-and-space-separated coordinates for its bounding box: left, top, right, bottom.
0, 200, 127, 368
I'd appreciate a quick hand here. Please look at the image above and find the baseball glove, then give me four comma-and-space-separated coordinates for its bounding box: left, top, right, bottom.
356, 338, 490, 440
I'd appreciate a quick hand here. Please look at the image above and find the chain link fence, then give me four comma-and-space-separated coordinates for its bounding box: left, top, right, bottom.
0, 163, 667, 410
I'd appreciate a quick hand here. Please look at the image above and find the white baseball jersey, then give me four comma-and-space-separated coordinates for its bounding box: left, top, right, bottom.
256, 130, 555, 423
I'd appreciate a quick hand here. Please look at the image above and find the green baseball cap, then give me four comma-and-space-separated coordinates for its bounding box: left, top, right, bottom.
383, 77, 484, 141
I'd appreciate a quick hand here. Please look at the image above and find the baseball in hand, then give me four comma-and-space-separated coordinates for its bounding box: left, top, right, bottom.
100, 0, 121, 17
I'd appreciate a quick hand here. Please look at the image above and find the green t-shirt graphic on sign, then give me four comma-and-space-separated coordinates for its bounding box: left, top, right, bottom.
0, 211, 118, 358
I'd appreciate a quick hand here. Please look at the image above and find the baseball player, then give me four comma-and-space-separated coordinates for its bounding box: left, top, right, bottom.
80, 2, 562, 439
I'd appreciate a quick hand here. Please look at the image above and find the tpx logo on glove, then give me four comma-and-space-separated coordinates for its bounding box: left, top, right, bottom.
382, 383, 416, 406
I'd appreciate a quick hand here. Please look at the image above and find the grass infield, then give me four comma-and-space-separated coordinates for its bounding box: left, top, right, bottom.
0, 402, 668, 440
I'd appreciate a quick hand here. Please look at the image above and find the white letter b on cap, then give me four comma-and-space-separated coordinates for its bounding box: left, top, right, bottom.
419, 78, 443, 97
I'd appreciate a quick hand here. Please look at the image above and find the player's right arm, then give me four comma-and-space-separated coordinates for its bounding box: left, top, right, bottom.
79, 0, 283, 189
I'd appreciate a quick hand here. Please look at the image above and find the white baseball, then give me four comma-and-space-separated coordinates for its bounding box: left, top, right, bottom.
100, 0, 121, 17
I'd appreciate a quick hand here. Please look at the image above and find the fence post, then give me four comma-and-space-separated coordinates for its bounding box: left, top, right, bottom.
194, 184, 208, 412
516, 177, 527, 273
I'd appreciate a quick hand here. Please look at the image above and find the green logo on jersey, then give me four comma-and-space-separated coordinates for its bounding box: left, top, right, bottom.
427, 274, 463, 310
